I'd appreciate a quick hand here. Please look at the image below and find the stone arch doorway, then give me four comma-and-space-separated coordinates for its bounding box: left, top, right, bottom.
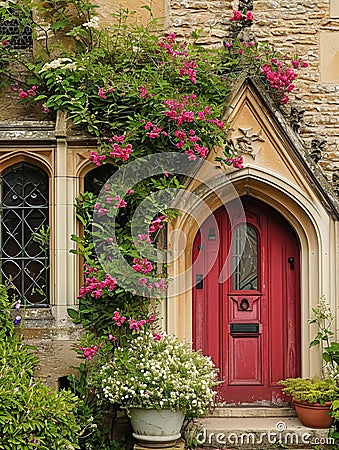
192, 196, 301, 404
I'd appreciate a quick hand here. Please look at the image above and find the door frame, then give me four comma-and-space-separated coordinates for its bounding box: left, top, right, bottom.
164, 171, 335, 380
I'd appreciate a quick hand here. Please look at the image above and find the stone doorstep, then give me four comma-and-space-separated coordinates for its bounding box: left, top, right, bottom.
210, 406, 296, 418
196, 415, 332, 450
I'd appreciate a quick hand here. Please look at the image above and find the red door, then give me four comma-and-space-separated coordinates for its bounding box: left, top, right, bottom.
192, 197, 301, 404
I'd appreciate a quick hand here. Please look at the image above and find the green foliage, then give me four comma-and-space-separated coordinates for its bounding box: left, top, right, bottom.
0, 284, 81, 450
68, 360, 130, 450
0, 283, 15, 339
32, 225, 50, 253
309, 296, 339, 376
278, 377, 337, 404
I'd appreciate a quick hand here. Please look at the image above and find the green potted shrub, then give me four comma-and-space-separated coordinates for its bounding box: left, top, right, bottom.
278, 377, 337, 428
279, 298, 339, 429
92, 331, 219, 447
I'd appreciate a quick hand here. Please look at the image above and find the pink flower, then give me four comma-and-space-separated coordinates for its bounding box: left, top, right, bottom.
129, 318, 147, 331
164, 171, 169, 177
109, 143, 133, 161
98, 86, 107, 99
77, 269, 116, 299
42, 103, 50, 113
112, 311, 126, 326
114, 195, 127, 208
153, 332, 162, 340
79, 344, 103, 360
89, 150, 106, 166
144, 121, 153, 131
224, 41, 232, 48
167, 33, 176, 43
146, 125, 164, 139
27, 86, 37, 97
113, 134, 125, 143
279, 95, 289, 105
154, 279, 167, 290
97, 208, 109, 216
291, 60, 300, 69
138, 277, 148, 286
230, 10, 243, 21
132, 257, 153, 274
213, 118, 224, 129
245, 10, 253, 21
228, 156, 244, 169
139, 85, 149, 98
1, 39, 9, 46
148, 215, 166, 234
179, 60, 197, 84
18, 89, 29, 99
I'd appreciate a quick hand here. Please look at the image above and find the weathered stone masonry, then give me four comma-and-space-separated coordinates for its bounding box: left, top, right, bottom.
169, 0, 339, 179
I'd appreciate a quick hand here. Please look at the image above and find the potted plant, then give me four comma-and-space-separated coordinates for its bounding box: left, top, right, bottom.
278, 377, 337, 428
278, 299, 339, 429
93, 331, 219, 448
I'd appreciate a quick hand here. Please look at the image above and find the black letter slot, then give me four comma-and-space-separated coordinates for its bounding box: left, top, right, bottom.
230, 323, 259, 334
196, 274, 203, 289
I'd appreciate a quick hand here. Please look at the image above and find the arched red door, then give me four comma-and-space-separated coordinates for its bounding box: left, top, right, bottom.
192, 197, 301, 404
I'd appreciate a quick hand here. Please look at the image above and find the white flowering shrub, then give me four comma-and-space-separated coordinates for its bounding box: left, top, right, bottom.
96, 332, 218, 418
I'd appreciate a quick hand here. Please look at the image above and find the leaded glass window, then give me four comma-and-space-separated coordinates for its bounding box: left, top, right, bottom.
0, 163, 49, 305
0, 7, 33, 49
232, 224, 258, 290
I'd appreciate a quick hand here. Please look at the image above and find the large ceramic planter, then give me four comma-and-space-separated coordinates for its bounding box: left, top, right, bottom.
129, 408, 185, 448
293, 399, 333, 429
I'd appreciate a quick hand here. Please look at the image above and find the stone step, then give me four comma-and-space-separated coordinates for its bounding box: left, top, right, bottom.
210, 406, 296, 418
195, 416, 333, 449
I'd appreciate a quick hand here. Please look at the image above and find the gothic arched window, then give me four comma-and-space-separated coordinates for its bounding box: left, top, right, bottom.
0, 163, 49, 305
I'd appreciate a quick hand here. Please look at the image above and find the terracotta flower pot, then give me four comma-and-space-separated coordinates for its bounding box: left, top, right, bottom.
293, 398, 333, 429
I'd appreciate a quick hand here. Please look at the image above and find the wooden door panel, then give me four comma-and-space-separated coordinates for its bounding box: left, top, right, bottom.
193, 196, 301, 404
229, 335, 262, 385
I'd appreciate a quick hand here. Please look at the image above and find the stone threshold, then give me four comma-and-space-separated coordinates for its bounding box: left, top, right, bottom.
210, 405, 296, 418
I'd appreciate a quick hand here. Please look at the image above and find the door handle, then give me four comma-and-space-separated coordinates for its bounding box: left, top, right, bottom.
288, 257, 294, 270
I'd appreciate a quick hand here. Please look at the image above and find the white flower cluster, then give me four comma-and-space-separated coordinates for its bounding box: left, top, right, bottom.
98, 332, 218, 418
39, 58, 77, 73
82, 16, 100, 29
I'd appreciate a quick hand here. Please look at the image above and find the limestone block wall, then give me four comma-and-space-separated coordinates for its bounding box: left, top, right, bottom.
167, 0, 339, 179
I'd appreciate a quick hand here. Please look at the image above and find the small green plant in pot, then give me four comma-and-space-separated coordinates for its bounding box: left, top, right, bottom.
278, 377, 337, 404
279, 298, 339, 429
278, 377, 336, 429
92, 331, 219, 447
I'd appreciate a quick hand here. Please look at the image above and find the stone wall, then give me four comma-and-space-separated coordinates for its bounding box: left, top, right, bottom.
168, 0, 339, 179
